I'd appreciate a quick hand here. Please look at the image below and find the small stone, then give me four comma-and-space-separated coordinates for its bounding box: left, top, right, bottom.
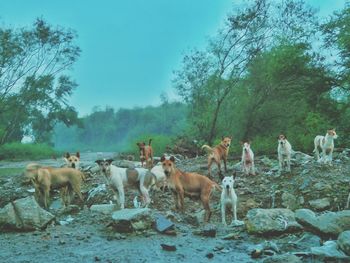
161, 244, 176, 251
205, 252, 214, 259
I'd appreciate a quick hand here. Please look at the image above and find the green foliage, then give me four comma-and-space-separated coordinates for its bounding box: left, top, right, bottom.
0, 143, 58, 161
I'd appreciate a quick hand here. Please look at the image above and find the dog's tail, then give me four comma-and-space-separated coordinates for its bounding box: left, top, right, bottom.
148, 139, 152, 146
202, 145, 213, 153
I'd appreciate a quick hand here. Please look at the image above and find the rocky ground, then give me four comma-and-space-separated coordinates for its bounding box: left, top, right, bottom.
0, 150, 350, 263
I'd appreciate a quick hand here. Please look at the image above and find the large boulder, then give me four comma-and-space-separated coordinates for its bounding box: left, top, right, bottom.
308, 198, 330, 211
262, 254, 302, 263
90, 204, 118, 214
310, 240, 350, 261
338, 231, 350, 256
295, 209, 350, 238
246, 208, 302, 236
0, 196, 55, 231
111, 208, 153, 233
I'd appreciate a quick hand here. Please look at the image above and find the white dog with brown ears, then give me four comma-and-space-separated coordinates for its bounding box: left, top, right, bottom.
277, 134, 292, 172
314, 129, 338, 164
220, 175, 243, 226
95, 159, 156, 209
241, 141, 255, 175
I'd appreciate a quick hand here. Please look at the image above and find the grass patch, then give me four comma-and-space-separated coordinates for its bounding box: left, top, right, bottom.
0, 168, 23, 177
0, 143, 59, 161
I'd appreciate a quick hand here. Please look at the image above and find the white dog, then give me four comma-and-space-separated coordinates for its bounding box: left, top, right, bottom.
221, 176, 243, 226
95, 159, 156, 209
277, 134, 292, 172
241, 142, 255, 175
314, 129, 338, 164
150, 163, 167, 190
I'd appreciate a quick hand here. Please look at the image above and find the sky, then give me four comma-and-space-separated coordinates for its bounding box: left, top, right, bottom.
0, 0, 348, 116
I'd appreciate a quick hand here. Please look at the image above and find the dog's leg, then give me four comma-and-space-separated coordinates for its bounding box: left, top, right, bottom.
139, 183, 151, 207
117, 185, 125, 209
251, 162, 256, 175
232, 198, 237, 222
278, 154, 283, 172
287, 156, 291, 172
44, 187, 50, 209
178, 189, 185, 212
201, 190, 211, 222
221, 201, 227, 225
216, 160, 222, 178
223, 157, 228, 173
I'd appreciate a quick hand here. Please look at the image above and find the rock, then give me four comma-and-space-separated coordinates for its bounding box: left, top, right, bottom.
246, 208, 302, 236
59, 215, 74, 225
308, 198, 330, 211
184, 210, 205, 226
113, 160, 135, 169
222, 233, 241, 240
193, 224, 217, 237
0, 196, 55, 231
205, 252, 214, 259
262, 254, 302, 263
90, 204, 118, 214
338, 231, 350, 255
295, 209, 350, 237
281, 192, 298, 210
260, 156, 278, 167
111, 208, 153, 233
311, 240, 350, 260
154, 214, 174, 233
160, 244, 176, 251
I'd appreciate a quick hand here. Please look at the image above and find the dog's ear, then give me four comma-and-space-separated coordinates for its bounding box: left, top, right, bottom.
65, 152, 70, 158
76, 152, 80, 158
95, 160, 102, 165
106, 159, 114, 164
160, 155, 166, 162
170, 156, 175, 163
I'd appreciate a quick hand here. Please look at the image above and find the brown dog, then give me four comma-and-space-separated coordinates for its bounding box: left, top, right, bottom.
161, 156, 221, 222
24, 163, 84, 209
64, 152, 80, 169
202, 136, 232, 179
137, 139, 153, 168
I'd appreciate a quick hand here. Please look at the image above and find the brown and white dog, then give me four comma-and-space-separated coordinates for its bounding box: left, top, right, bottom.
136, 139, 153, 168
314, 129, 338, 164
241, 141, 255, 175
278, 135, 292, 172
64, 152, 80, 169
202, 136, 232, 179
161, 155, 221, 222
24, 163, 84, 209
95, 159, 156, 209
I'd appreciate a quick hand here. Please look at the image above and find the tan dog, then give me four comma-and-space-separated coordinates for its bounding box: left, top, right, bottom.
136, 139, 154, 168
64, 152, 80, 169
161, 155, 221, 222
24, 163, 84, 209
202, 136, 232, 179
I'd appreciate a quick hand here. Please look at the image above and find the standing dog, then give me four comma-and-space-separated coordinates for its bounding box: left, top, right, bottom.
64, 152, 80, 169
95, 159, 156, 209
136, 139, 154, 168
161, 155, 221, 222
202, 136, 232, 179
24, 163, 84, 209
314, 129, 338, 164
221, 176, 242, 226
241, 141, 255, 175
278, 135, 292, 172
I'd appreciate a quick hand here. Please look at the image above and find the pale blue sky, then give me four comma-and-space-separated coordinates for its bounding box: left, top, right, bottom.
0, 0, 348, 116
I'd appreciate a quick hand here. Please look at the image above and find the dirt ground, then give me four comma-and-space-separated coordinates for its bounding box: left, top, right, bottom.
0, 151, 349, 263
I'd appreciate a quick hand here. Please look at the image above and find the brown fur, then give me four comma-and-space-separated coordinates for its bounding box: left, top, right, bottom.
161, 156, 221, 222
136, 139, 154, 169
202, 136, 232, 179
24, 163, 84, 209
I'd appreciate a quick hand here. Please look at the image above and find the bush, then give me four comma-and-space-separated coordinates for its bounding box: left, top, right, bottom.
0, 143, 58, 161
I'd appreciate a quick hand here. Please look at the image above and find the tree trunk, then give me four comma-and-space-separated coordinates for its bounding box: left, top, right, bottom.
208, 100, 223, 145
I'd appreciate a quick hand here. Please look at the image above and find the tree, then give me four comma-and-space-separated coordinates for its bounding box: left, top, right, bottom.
0, 19, 81, 144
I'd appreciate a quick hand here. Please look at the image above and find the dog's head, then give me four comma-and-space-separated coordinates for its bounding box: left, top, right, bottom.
136, 142, 146, 161
327, 129, 338, 139
278, 134, 288, 146
95, 159, 114, 175
222, 176, 235, 192
64, 152, 80, 169
221, 136, 232, 148
160, 155, 176, 177
241, 141, 251, 152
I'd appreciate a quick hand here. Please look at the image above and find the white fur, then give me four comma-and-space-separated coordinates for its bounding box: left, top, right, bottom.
241, 142, 255, 175
221, 176, 239, 226
150, 164, 167, 190
314, 130, 338, 164
278, 137, 292, 172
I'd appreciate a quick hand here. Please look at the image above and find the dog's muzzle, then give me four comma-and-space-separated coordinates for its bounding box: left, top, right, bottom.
164, 171, 170, 177
71, 163, 76, 169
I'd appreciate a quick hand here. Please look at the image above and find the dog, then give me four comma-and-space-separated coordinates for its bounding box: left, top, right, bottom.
314, 129, 338, 164
202, 136, 232, 179
136, 139, 153, 168
64, 152, 80, 169
221, 176, 243, 226
95, 159, 156, 209
160, 155, 221, 222
241, 141, 255, 175
24, 163, 84, 209
150, 163, 167, 191
277, 134, 292, 172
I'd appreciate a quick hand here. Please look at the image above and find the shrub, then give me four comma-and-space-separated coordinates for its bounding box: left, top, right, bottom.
0, 143, 58, 161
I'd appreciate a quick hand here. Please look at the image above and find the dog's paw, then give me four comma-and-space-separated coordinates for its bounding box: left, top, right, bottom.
231, 220, 244, 226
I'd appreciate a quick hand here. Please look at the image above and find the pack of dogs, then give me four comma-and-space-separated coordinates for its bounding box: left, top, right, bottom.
25, 129, 341, 225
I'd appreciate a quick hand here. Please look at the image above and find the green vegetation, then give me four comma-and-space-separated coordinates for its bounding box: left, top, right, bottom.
0, 168, 24, 177
0, 143, 58, 161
